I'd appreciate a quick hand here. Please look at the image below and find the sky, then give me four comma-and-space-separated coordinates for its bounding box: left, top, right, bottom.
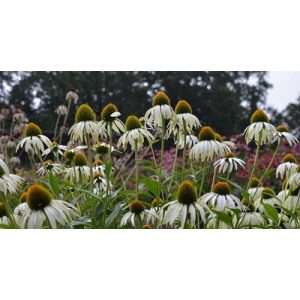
267, 71, 300, 111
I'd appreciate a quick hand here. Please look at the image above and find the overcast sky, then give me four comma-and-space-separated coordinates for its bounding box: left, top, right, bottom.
267, 71, 300, 111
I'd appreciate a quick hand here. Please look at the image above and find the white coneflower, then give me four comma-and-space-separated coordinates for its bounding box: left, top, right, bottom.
244, 109, 276, 145
247, 177, 264, 201
120, 199, 157, 227
98, 103, 125, 137
13, 111, 26, 123
177, 133, 199, 150
255, 188, 282, 213
65, 152, 90, 183
272, 125, 299, 146
287, 165, 300, 189
213, 152, 246, 174
37, 160, 63, 176
68, 104, 98, 143
66, 90, 79, 104
146, 198, 164, 225
201, 182, 242, 211
20, 184, 78, 229
16, 122, 52, 155
93, 172, 109, 194
239, 211, 265, 227
144, 91, 175, 128
42, 141, 68, 157
117, 115, 154, 151
93, 142, 116, 157
163, 180, 207, 228
282, 188, 300, 211
206, 215, 231, 229
189, 126, 230, 162
214, 133, 237, 150
174, 100, 201, 133
93, 159, 105, 175
55, 105, 68, 115
276, 154, 298, 180
0, 159, 24, 194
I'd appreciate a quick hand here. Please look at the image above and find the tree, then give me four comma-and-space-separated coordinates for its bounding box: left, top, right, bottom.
284, 95, 300, 137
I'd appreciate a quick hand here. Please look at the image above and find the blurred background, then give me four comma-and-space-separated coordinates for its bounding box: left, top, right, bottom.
0, 71, 299, 137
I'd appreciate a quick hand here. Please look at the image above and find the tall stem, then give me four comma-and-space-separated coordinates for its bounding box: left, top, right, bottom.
134, 139, 139, 199
59, 99, 72, 145
53, 114, 61, 142
158, 115, 165, 198
182, 120, 187, 180
246, 138, 261, 191
168, 127, 179, 193
211, 167, 217, 192
199, 161, 207, 197
85, 134, 94, 192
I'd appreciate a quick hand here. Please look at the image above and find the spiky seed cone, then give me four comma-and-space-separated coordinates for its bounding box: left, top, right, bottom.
250, 109, 269, 123
242, 198, 255, 211
94, 172, 103, 179
27, 184, 52, 210
130, 199, 145, 214
125, 115, 142, 131
75, 104, 96, 123
0, 202, 7, 218
261, 187, 275, 199
74, 152, 88, 166
213, 182, 231, 195
175, 100, 192, 114
249, 177, 260, 188
198, 126, 216, 141
214, 133, 223, 142
64, 150, 75, 161
177, 180, 197, 205
24, 123, 42, 137
152, 91, 171, 106
291, 187, 300, 196
143, 224, 152, 229
276, 125, 288, 132
94, 143, 110, 155
0, 166, 5, 177
20, 192, 28, 203
283, 154, 297, 164
101, 103, 119, 122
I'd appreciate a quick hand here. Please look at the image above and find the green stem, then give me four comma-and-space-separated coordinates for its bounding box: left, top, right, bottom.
1, 192, 17, 228
182, 120, 187, 180
53, 114, 61, 142
134, 139, 139, 199
168, 127, 179, 193
59, 99, 72, 145
158, 115, 165, 198
85, 134, 94, 192
199, 161, 207, 197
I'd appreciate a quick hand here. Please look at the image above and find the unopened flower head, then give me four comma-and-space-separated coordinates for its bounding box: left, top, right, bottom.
244, 109, 276, 145
66, 90, 79, 103
55, 105, 68, 115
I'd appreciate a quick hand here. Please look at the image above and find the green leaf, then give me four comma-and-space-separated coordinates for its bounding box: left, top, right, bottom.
49, 171, 60, 196
212, 209, 233, 227
143, 177, 162, 195
105, 202, 123, 228
263, 203, 279, 223
241, 191, 250, 200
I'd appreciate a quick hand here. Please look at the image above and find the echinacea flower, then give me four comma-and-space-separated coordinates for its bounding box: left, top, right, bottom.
276, 153, 298, 180
255, 187, 282, 213
120, 199, 157, 227
163, 180, 207, 228
177, 133, 199, 150
20, 184, 78, 229
16, 122, 52, 155
189, 126, 230, 162
0, 201, 20, 227
93, 142, 116, 157
93, 159, 105, 175
63, 145, 88, 163
213, 152, 246, 174
65, 152, 91, 183
14, 192, 29, 215
0, 159, 24, 194
247, 177, 264, 201
66, 90, 79, 103
272, 125, 299, 146
98, 103, 125, 137
117, 115, 154, 151
93, 172, 109, 194
282, 187, 300, 211
37, 160, 63, 176
174, 100, 201, 133
244, 109, 276, 145
55, 105, 68, 115
287, 165, 300, 189
144, 91, 175, 128
146, 197, 164, 225
239, 211, 265, 227
42, 141, 68, 157
201, 182, 242, 211
68, 104, 98, 143
9, 156, 21, 166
